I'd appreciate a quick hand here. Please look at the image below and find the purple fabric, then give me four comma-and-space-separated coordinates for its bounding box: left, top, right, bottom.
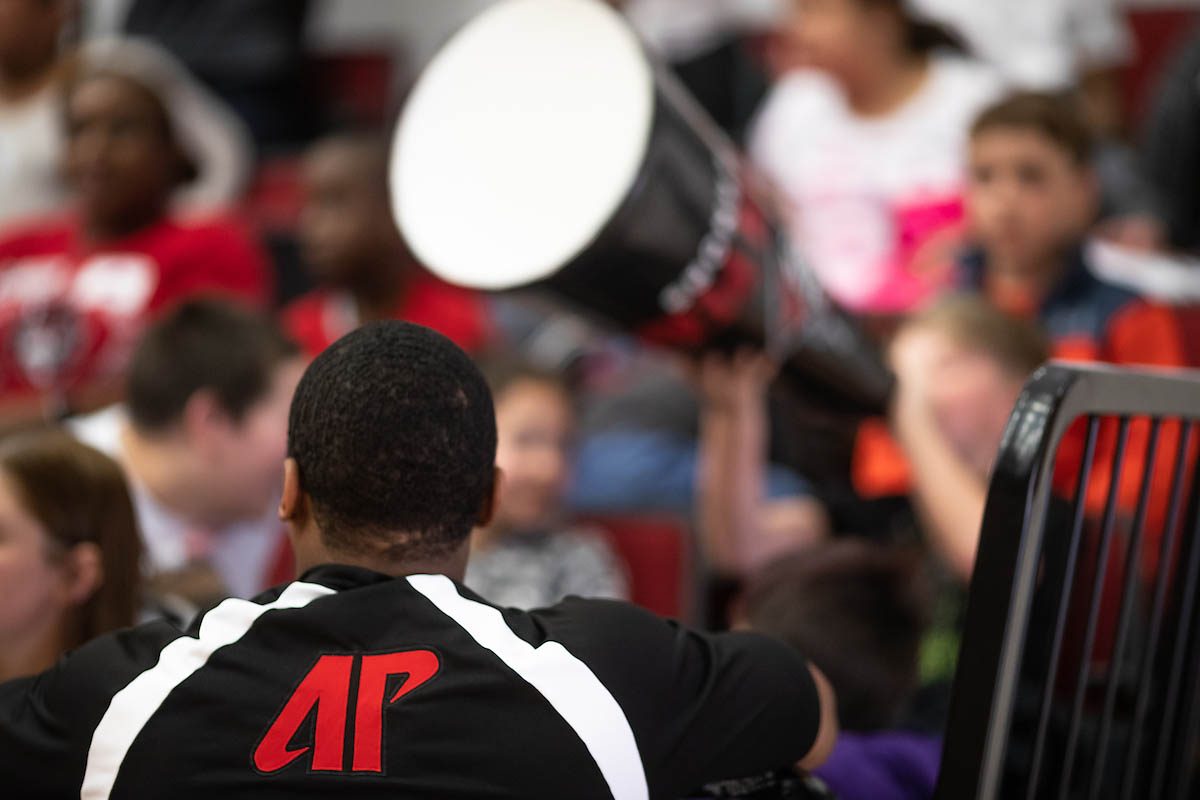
813, 732, 942, 800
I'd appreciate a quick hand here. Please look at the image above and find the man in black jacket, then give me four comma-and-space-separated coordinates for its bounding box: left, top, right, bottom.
0, 321, 836, 799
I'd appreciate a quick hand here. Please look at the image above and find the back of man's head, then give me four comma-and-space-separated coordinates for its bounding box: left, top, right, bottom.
287, 321, 497, 562
128, 299, 300, 433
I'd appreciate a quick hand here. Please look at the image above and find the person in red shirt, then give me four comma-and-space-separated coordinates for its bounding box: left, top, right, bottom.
282, 132, 489, 358
0, 40, 269, 425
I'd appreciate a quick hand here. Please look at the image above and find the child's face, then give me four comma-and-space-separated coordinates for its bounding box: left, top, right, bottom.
925, 340, 1024, 479
493, 380, 574, 531
967, 128, 1096, 270
784, 0, 882, 79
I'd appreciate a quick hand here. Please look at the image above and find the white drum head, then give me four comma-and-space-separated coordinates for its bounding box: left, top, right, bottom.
391, 0, 655, 290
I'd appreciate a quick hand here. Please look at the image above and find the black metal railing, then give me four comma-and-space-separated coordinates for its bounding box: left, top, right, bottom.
936, 363, 1200, 800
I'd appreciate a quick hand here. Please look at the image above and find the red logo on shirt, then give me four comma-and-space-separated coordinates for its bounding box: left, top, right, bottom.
253, 650, 441, 774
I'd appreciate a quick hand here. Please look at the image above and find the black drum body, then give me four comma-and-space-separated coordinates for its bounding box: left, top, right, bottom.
393, 0, 892, 415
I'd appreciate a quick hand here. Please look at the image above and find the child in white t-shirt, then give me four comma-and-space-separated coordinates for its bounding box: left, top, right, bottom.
749, 0, 1004, 314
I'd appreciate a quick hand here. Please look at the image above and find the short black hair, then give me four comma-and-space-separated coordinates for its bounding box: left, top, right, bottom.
287, 322, 497, 560
742, 540, 932, 731
127, 298, 299, 432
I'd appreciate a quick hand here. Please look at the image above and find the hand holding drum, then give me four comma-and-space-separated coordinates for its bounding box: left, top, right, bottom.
391, 0, 893, 416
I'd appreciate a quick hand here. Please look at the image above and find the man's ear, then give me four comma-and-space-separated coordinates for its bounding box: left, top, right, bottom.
279, 458, 306, 524
181, 389, 226, 455
477, 467, 503, 528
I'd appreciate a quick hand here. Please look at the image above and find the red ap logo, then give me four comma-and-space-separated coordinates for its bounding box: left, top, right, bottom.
254, 650, 440, 774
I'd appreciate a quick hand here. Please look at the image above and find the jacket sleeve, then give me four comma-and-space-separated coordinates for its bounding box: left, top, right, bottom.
528, 598, 823, 799
0, 623, 182, 798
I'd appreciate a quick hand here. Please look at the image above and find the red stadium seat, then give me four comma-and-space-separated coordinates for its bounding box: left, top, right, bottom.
586, 516, 693, 621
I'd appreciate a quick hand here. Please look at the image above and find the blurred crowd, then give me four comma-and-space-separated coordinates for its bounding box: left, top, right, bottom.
2, 1, 1200, 798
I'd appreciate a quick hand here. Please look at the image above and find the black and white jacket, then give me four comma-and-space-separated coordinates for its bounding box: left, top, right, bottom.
0, 564, 820, 799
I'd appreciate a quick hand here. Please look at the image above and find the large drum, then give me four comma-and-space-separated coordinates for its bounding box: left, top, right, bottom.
391, 0, 893, 415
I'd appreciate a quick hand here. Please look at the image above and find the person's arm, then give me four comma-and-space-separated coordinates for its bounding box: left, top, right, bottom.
695, 352, 828, 575
695, 352, 771, 574
0, 675, 77, 798
889, 329, 987, 583
799, 664, 838, 771
892, 387, 987, 583
0, 622, 181, 796
535, 597, 838, 796
695, 357, 742, 573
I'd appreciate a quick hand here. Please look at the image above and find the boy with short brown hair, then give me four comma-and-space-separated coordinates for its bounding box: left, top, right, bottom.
960, 91, 1189, 368
957, 92, 1193, 544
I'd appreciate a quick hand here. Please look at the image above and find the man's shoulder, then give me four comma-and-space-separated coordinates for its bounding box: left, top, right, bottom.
441, 582, 669, 661
55, 618, 183, 681
519, 593, 664, 631
0, 619, 185, 745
